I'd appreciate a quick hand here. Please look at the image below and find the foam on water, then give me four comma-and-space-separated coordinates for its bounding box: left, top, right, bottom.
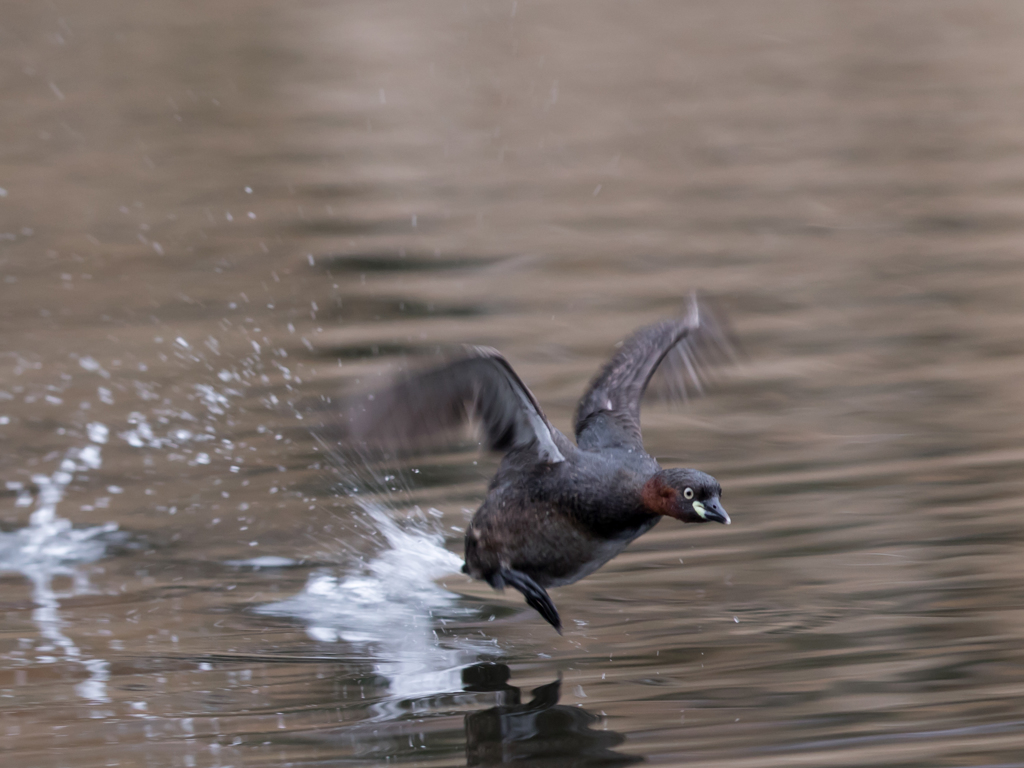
225, 555, 300, 568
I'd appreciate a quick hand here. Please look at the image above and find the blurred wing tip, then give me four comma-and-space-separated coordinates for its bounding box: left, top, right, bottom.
685, 291, 701, 327
685, 294, 738, 361
464, 344, 501, 359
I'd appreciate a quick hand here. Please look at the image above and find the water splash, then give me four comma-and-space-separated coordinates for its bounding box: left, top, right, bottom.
0, 423, 120, 705
262, 504, 467, 640
259, 483, 496, 710
0, 424, 117, 572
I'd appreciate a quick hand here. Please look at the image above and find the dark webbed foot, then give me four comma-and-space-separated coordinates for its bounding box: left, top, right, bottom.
498, 567, 562, 634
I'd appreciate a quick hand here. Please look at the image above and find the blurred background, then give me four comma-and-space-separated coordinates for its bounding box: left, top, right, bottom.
2, 1, 1024, 766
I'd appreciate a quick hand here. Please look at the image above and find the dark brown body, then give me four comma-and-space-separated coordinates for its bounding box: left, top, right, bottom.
464, 423, 662, 590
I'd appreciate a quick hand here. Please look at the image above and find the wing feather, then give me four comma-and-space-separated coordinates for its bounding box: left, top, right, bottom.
574, 295, 733, 449
341, 347, 565, 463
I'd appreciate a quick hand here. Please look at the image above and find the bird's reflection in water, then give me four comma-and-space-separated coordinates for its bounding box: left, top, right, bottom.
463, 663, 642, 767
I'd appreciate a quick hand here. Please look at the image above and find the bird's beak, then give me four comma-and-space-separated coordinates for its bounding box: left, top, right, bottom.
693, 496, 731, 525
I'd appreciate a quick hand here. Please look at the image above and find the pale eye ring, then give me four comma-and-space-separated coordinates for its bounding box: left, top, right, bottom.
683, 487, 694, 500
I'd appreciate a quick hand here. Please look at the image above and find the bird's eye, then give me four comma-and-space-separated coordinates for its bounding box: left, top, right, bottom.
683, 487, 694, 500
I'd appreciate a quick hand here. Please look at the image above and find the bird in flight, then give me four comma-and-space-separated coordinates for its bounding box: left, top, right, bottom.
344, 297, 733, 632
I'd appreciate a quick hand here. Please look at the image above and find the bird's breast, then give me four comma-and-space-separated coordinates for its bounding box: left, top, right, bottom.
541, 517, 658, 587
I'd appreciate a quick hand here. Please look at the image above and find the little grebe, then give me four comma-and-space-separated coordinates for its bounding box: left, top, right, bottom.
346, 298, 731, 632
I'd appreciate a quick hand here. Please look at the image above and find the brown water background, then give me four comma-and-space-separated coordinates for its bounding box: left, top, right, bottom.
3, 1, 1024, 766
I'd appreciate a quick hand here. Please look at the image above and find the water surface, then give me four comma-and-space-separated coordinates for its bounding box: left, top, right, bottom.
3, 1, 1024, 766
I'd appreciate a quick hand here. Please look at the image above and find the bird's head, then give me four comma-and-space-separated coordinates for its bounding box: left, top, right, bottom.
642, 468, 730, 524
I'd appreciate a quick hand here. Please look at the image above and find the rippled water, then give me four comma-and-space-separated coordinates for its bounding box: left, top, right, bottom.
3, 1, 1024, 765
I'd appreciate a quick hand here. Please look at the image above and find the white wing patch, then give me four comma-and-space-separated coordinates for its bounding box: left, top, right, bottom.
515, 389, 565, 463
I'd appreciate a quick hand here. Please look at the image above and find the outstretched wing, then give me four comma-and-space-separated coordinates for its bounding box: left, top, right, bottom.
574, 296, 733, 450
342, 347, 566, 464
